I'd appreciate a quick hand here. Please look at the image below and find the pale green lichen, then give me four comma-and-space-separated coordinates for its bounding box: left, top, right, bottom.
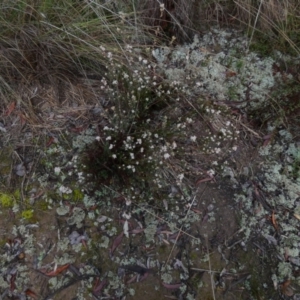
144, 223, 157, 243
56, 205, 70, 216
57, 237, 70, 251
67, 207, 85, 228
161, 272, 173, 284
99, 236, 110, 248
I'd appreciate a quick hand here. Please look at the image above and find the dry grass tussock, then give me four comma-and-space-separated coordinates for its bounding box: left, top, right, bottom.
0, 0, 160, 125
234, 0, 300, 53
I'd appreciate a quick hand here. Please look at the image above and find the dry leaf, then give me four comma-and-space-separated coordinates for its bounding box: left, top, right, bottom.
93, 278, 108, 295
110, 232, 124, 256
162, 282, 182, 289
271, 210, 278, 231
25, 289, 38, 299
45, 264, 69, 276
195, 177, 213, 186
294, 213, 300, 220
225, 70, 237, 78
281, 280, 294, 296
5, 101, 16, 116
46, 136, 55, 147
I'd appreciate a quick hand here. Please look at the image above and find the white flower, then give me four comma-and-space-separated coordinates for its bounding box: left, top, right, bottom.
190, 136, 197, 142
112, 154, 117, 159
215, 148, 221, 154
109, 144, 114, 149
95, 136, 101, 141
54, 167, 61, 175
172, 141, 177, 149
106, 136, 112, 141
130, 153, 135, 159
59, 185, 72, 194
164, 153, 170, 159
178, 173, 184, 182
232, 146, 237, 151
207, 169, 215, 177
136, 139, 142, 144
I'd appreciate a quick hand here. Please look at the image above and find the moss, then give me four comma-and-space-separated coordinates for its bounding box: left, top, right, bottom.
0, 192, 14, 207
21, 209, 34, 220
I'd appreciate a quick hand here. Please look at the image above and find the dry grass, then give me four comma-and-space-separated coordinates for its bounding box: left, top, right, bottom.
233, 0, 300, 54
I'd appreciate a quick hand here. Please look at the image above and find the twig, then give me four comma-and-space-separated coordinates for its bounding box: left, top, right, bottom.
43, 274, 98, 300
206, 236, 216, 300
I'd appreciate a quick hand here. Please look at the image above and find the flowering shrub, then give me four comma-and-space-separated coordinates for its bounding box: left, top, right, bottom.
76, 50, 185, 195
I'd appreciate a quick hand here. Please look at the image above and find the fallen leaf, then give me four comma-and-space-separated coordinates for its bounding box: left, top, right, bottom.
162, 282, 182, 289
225, 70, 237, 78
162, 239, 170, 245
271, 210, 279, 231
110, 232, 124, 256
46, 136, 55, 147
93, 278, 108, 295
121, 264, 153, 275
294, 213, 300, 220
18, 112, 26, 126
191, 208, 202, 214
129, 227, 144, 234
126, 274, 138, 284
45, 264, 69, 276
195, 177, 213, 185
25, 289, 38, 299
5, 101, 16, 116
10, 273, 16, 291
281, 280, 293, 296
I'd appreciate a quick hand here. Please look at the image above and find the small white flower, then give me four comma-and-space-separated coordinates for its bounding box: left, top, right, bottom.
232, 146, 237, 151
172, 141, 177, 149
112, 154, 117, 159
178, 174, 184, 182
215, 148, 221, 154
186, 118, 193, 123
140, 147, 144, 153
106, 136, 112, 141
59, 185, 72, 194
136, 139, 142, 144
95, 136, 101, 141
207, 169, 215, 177
54, 167, 61, 175
109, 144, 114, 149
190, 136, 197, 142
130, 153, 135, 159
122, 212, 131, 219
164, 153, 170, 159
